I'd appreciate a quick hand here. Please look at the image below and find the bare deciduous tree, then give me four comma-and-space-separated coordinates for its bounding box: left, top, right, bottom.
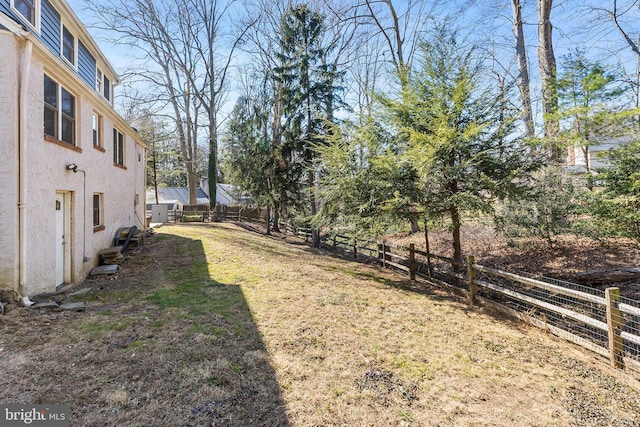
512, 0, 535, 136
538, 0, 559, 142
88, 0, 251, 206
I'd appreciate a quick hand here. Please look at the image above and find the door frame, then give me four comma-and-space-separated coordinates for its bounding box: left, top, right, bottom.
55, 191, 72, 287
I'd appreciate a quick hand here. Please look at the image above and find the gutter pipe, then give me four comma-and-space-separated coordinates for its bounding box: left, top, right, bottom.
19, 39, 33, 305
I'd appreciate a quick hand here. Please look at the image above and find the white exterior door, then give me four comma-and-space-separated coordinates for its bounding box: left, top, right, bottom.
55, 194, 65, 286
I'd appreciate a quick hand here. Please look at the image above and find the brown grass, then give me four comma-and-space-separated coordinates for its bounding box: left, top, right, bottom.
1, 222, 639, 426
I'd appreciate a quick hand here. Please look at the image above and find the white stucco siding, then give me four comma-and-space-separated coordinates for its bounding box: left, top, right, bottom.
16, 46, 147, 297
25, 58, 78, 295
83, 120, 144, 264
0, 33, 20, 298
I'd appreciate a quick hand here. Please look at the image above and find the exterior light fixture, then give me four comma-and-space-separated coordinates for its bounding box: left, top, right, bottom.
66, 163, 78, 173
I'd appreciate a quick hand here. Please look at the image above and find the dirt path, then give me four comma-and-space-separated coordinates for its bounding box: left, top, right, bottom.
1, 222, 639, 426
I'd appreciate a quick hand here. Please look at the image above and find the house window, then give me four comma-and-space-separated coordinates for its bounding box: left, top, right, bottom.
11, 0, 38, 29
60, 87, 75, 144
92, 113, 103, 148
96, 70, 112, 102
113, 128, 124, 166
62, 25, 75, 65
43, 74, 76, 145
43, 75, 58, 137
96, 68, 103, 92
92, 193, 103, 228
103, 75, 111, 101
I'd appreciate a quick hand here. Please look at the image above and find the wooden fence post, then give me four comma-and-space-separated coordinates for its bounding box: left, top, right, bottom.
605, 287, 624, 369
467, 255, 477, 305
353, 238, 358, 259
380, 241, 387, 268
409, 244, 416, 281
333, 235, 337, 251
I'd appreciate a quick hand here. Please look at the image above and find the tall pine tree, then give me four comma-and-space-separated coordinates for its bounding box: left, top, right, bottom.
275, 4, 342, 247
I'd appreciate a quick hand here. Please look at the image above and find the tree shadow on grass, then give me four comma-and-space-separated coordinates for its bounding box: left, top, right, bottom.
140, 233, 290, 426
0, 231, 291, 427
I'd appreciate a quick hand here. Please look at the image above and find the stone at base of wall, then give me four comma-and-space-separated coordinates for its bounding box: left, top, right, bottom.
0, 289, 19, 304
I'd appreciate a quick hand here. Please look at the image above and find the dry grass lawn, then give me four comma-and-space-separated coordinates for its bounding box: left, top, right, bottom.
1, 222, 640, 426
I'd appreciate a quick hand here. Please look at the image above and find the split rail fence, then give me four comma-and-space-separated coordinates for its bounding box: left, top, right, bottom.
324, 233, 640, 373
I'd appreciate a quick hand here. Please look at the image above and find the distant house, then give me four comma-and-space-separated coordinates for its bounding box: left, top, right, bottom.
145, 187, 210, 212
565, 137, 627, 173
0, 0, 147, 302
146, 180, 248, 211
201, 179, 251, 206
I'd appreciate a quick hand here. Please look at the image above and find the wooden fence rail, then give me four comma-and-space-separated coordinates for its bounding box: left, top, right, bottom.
323, 233, 640, 373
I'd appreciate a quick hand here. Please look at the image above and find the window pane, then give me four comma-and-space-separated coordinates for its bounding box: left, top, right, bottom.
118, 134, 124, 165
14, 0, 34, 25
103, 76, 110, 100
61, 116, 74, 144
113, 129, 118, 163
44, 107, 56, 136
93, 195, 100, 226
92, 115, 99, 146
95, 70, 102, 92
62, 26, 74, 63
61, 88, 74, 117
44, 75, 57, 108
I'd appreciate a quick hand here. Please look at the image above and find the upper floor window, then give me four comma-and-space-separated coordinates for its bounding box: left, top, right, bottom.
96, 68, 112, 102
43, 75, 58, 138
92, 113, 103, 148
103, 75, 111, 101
95, 69, 102, 93
12, 0, 38, 30
62, 25, 75, 65
113, 128, 124, 166
44, 75, 75, 145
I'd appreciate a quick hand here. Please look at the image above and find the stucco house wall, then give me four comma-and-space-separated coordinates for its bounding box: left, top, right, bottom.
0, 0, 147, 301
0, 33, 20, 292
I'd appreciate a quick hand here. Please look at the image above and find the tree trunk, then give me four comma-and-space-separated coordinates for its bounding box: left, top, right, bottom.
208, 94, 218, 211
450, 205, 462, 277
272, 203, 281, 233
309, 169, 320, 248
512, 0, 534, 137
538, 0, 559, 146
424, 216, 433, 278
410, 216, 419, 234
265, 205, 271, 235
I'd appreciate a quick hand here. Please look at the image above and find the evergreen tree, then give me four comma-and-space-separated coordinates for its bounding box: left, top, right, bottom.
274, 3, 342, 247
385, 28, 541, 270
221, 88, 281, 234
588, 140, 640, 240
557, 51, 626, 185
316, 118, 420, 238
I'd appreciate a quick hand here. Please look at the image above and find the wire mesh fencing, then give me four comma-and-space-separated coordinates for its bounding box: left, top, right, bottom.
619, 295, 640, 365
318, 232, 640, 371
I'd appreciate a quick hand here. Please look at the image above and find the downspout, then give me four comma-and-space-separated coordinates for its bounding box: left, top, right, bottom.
19, 39, 33, 306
